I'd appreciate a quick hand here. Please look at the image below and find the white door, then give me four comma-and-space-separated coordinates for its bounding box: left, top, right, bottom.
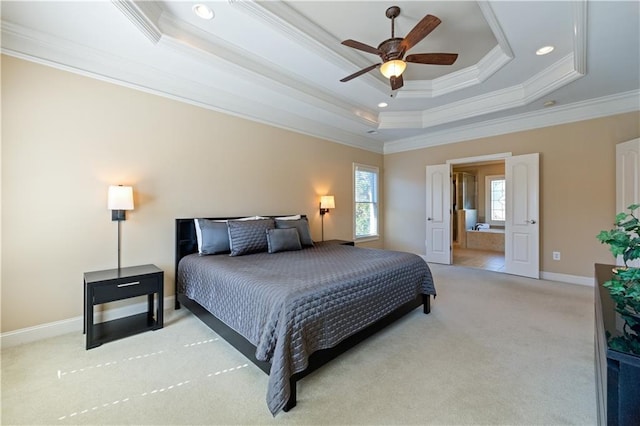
616, 138, 640, 266
505, 153, 540, 278
616, 138, 640, 213
426, 164, 451, 264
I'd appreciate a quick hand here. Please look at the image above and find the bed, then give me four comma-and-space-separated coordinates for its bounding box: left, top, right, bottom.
174, 215, 436, 415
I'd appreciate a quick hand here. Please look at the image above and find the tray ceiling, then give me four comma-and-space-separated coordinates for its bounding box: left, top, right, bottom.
1, 1, 639, 153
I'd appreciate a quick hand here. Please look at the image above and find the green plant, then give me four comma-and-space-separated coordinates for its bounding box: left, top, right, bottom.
597, 204, 640, 355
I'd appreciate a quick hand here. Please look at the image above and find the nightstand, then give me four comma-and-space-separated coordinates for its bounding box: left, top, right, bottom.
322, 239, 355, 246
84, 264, 163, 350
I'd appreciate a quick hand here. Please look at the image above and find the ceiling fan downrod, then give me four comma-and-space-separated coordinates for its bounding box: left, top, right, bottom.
386, 6, 401, 38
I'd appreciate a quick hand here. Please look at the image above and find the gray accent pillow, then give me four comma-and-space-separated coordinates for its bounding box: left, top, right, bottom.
227, 218, 275, 256
195, 219, 230, 255
275, 218, 314, 247
266, 228, 302, 253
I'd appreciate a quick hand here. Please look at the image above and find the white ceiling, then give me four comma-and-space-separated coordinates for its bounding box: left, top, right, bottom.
2, 1, 639, 154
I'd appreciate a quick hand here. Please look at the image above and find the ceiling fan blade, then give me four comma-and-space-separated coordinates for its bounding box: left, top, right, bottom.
401, 14, 441, 51
406, 53, 458, 65
341, 39, 381, 55
340, 63, 381, 82
390, 74, 404, 90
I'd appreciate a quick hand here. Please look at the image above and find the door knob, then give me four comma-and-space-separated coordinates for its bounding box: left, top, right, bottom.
427, 217, 432, 221
529, 219, 537, 224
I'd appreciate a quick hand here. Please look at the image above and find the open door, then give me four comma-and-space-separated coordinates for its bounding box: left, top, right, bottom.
505, 153, 539, 278
616, 138, 640, 267
617, 138, 640, 213
426, 164, 451, 264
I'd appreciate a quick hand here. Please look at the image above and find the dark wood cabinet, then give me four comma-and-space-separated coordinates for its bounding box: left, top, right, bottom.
595, 264, 640, 425
84, 264, 164, 349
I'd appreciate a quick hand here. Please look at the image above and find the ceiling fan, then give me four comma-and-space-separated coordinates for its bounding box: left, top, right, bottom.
340, 6, 458, 90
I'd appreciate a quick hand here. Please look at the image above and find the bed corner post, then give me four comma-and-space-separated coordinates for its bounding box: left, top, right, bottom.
174, 263, 181, 310
422, 294, 431, 314
283, 378, 297, 412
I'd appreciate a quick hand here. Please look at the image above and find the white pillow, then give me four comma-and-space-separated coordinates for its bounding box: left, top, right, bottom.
275, 215, 301, 220
237, 216, 266, 221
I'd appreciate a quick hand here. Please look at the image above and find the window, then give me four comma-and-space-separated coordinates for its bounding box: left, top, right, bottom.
485, 175, 506, 224
354, 163, 379, 240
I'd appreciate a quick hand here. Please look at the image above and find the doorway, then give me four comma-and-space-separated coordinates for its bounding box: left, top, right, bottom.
426, 152, 540, 278
451, 161, 505, 272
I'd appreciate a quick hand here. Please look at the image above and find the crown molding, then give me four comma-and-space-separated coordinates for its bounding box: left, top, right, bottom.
380, 50, 582, 130
521, 53, 583, 102
381, 0, 587, 128
573, 0, 588, 75
156, 13, 378, 128
399, 46, 513, 98
477, 1, 514, 59
1, 19, 383, 153
111, 0, 162, 44
383, 90, 640, 154
231, 0, 390, 93
398, 1, 514, 99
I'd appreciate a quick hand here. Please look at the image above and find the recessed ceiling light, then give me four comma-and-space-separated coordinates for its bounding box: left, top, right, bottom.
193, 4, 214, 20
378, 102, 388, 108
536, 45, 554, 56
543, 100, 556, 107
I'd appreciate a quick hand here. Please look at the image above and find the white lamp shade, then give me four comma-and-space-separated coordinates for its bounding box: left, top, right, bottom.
320, 195, 335, 210
380, 60, 407, 78
108, 185, 134, 210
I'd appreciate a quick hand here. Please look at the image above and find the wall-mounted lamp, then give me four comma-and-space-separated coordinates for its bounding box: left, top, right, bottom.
319, 195, 335, 241
319, 195, 335, 215
108, 185, 134, 220
108, 185, 134, 270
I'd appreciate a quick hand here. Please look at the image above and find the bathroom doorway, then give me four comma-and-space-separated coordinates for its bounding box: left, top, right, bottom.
451, 160, 506, 272
426, 152, 539, 277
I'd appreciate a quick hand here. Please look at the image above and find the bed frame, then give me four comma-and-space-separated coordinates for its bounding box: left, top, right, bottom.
174, 216, 431, 412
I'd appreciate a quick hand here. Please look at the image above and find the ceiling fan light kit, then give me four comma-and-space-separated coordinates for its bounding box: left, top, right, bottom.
380, 59, 406, 78
340, 6, 458, 90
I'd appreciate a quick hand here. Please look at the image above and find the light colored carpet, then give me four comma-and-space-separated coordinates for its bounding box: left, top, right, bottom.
1, 264, 597, 425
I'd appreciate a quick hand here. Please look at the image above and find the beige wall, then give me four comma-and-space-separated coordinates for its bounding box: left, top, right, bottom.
1, 55, 383, 332
3, 54, 640, 334
384, 112, 640, 277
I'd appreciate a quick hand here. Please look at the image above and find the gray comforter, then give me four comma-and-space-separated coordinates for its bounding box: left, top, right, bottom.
178, 243, 435, 415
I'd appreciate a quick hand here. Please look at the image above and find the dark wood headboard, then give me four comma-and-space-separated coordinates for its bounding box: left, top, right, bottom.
174, 215, 307, 307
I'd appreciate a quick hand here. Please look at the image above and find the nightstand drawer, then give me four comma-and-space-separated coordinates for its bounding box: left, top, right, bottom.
93, 276, 160, 304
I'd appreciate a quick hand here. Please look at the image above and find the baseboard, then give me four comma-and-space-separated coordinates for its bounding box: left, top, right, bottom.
540, 271, 593, 286
1, 295, 175, 349
422, 256, 593, 287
